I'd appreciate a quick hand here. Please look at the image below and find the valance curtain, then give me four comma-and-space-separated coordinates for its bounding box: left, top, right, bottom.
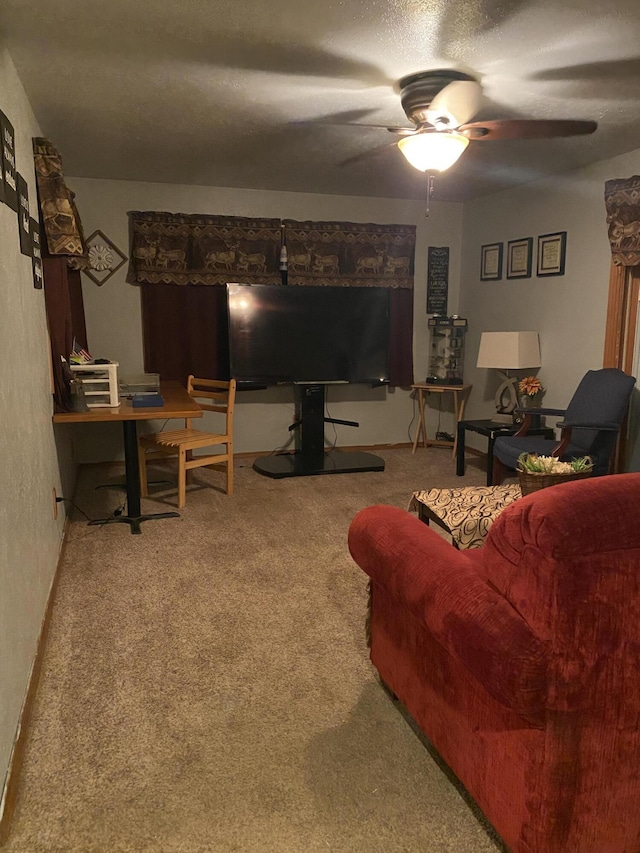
33, 138, 88, 269
133, 212, 416, 387
126, 211, 282, 285
604, 176, 640, 267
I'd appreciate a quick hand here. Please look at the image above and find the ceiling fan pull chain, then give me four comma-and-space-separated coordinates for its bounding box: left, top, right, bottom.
425, 173, 435, 217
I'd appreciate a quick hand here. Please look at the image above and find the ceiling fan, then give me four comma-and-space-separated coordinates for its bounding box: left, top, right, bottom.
364, 69, 598, 173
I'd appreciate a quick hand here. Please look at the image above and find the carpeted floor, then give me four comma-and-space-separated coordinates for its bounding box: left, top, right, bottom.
5, 447, 507, 852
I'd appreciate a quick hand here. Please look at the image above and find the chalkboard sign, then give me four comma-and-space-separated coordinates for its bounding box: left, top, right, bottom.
427, 246, 449, 314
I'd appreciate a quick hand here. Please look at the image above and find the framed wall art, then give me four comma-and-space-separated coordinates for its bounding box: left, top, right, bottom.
0, 109, 17, 211
480, 242, 503, 281
537, 231, 567, 277
506, 237, 533, 279
30, 217, 43, 289
16, 172, 31, 255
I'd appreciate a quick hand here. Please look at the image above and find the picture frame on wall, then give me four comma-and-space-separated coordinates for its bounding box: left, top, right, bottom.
16, 172, 31, 255
30, 217, 43, 289
537, 231, 567, 277
0, 109, 18, 212
506, 237, 533, 279
480, 242, 503, 281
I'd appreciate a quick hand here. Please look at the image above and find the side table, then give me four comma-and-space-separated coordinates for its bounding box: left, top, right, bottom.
411, 383, 472, 460
457, 419, 555, 486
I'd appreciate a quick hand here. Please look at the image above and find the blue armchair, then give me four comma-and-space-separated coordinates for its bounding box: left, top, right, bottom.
493, 368, 636, 484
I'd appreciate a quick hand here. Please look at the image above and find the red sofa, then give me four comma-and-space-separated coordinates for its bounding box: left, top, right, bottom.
348, 474, 640, 853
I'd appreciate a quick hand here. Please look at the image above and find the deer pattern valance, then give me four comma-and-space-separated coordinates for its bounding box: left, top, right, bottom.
33, 137, 89, 270
127, 212, 416, 289
282, 220, 415, 289
604, 176, 640, 267
126, 211, 282, 285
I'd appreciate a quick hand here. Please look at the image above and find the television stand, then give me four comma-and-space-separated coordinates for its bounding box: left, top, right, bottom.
253, 383, 385, 479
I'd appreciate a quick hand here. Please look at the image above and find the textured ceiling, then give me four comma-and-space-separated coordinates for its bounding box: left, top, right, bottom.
1, 0, 640, 202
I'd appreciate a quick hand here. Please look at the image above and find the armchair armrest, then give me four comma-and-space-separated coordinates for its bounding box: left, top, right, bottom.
514, 406, 566, 417
557, 420, 619, 431
348, 506, 548, 717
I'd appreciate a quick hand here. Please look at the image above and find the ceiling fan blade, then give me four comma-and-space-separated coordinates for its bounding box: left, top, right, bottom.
426, 80, 483, 129
459, 119, 598, 141
386, 126, 419, 136
339, 141, 396, 167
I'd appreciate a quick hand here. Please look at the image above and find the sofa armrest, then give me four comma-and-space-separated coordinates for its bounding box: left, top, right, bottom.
348, 505, 548, 717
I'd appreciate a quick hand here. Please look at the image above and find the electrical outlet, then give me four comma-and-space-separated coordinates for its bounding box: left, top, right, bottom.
52, 487, 58, 520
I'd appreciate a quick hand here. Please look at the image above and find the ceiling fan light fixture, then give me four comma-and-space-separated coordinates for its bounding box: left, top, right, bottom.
397, 131, 469, 172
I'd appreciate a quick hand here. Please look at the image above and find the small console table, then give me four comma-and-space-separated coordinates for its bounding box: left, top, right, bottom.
456, 419, 555, 486
411, 383, 472, 459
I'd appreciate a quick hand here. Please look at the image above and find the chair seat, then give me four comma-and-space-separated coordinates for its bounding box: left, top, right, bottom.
140, 428, 227, 451
494, 436, 590, 470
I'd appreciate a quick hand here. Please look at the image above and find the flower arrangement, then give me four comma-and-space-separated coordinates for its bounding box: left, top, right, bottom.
517, 453, 593, 474
518, 376, 544, 397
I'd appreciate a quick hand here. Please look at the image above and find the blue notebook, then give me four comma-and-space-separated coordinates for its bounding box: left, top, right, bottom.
132, 393, 164, 408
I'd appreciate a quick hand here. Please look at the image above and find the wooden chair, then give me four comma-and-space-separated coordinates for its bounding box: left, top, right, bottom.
138, 376, 236, 508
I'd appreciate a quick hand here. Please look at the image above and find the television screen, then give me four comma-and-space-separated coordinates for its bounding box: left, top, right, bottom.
227, 283, 390, 385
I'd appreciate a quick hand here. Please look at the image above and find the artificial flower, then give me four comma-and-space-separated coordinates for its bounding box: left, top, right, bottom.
518, 376, 543, 397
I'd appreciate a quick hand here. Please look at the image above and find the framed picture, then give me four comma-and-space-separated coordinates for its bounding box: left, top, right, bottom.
0, 109, 18, 212
480, 242, 503, 281
30, 217, 43, 289
506, 237, 533, 279
16, 172, 31, 255
537, 231, 567, 277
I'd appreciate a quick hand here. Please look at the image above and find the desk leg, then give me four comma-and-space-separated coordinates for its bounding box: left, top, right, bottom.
456, 422, 466, 476
88, 420, 179, 534
412, 389, 427, 454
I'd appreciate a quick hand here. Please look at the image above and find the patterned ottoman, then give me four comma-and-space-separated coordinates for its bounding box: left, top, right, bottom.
408, 484, 522, 550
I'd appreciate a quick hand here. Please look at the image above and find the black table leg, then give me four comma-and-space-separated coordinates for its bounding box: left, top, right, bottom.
486, 434, 496, 486
88, 420, 179, 534
456, 421, 465, 476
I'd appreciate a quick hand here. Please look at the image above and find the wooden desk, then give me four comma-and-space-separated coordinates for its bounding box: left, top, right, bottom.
53, 381, 202, 533
411, 383, 472, 459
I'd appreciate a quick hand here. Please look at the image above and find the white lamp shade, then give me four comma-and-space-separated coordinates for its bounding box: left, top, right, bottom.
476, 331, 541, 369
397, 131, 469, 172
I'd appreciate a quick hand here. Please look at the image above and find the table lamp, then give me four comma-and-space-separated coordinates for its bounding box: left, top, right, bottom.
476, 331, 541, 423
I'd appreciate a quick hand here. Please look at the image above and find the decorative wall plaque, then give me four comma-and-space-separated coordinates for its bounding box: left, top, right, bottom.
83, 229, 128, 285
30, 217, 43, 289
426, 246, 449, 314
0, 110, 17, 211
17, 172, 31, 255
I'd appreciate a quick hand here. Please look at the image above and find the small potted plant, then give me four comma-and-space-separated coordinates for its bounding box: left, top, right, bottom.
517, 452, 594, 495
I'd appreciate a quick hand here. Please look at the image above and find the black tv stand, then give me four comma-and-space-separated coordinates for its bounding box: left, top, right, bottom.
253, 383, 385, 479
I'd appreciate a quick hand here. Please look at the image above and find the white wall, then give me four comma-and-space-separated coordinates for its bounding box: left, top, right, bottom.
459, 147, 640, 451
67, 177, 465, 461
0, 46, 72, 813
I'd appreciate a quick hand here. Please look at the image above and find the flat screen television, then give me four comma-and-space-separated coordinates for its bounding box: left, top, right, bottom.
227, 283, 390, 385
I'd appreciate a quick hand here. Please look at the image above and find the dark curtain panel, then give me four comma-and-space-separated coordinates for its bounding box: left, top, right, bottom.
140, 283, 229, 383
68, 268, 88, 350
44, 257, 89, 411
389, 287, 414, 387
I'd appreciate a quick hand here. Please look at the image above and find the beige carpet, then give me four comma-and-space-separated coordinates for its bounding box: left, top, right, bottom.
5, 447, 507, 852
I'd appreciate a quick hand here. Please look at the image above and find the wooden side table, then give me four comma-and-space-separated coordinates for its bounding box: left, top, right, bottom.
411, 383, 472, 459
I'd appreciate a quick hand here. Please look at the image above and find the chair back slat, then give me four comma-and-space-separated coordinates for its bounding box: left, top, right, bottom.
186, 375, 236, 431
